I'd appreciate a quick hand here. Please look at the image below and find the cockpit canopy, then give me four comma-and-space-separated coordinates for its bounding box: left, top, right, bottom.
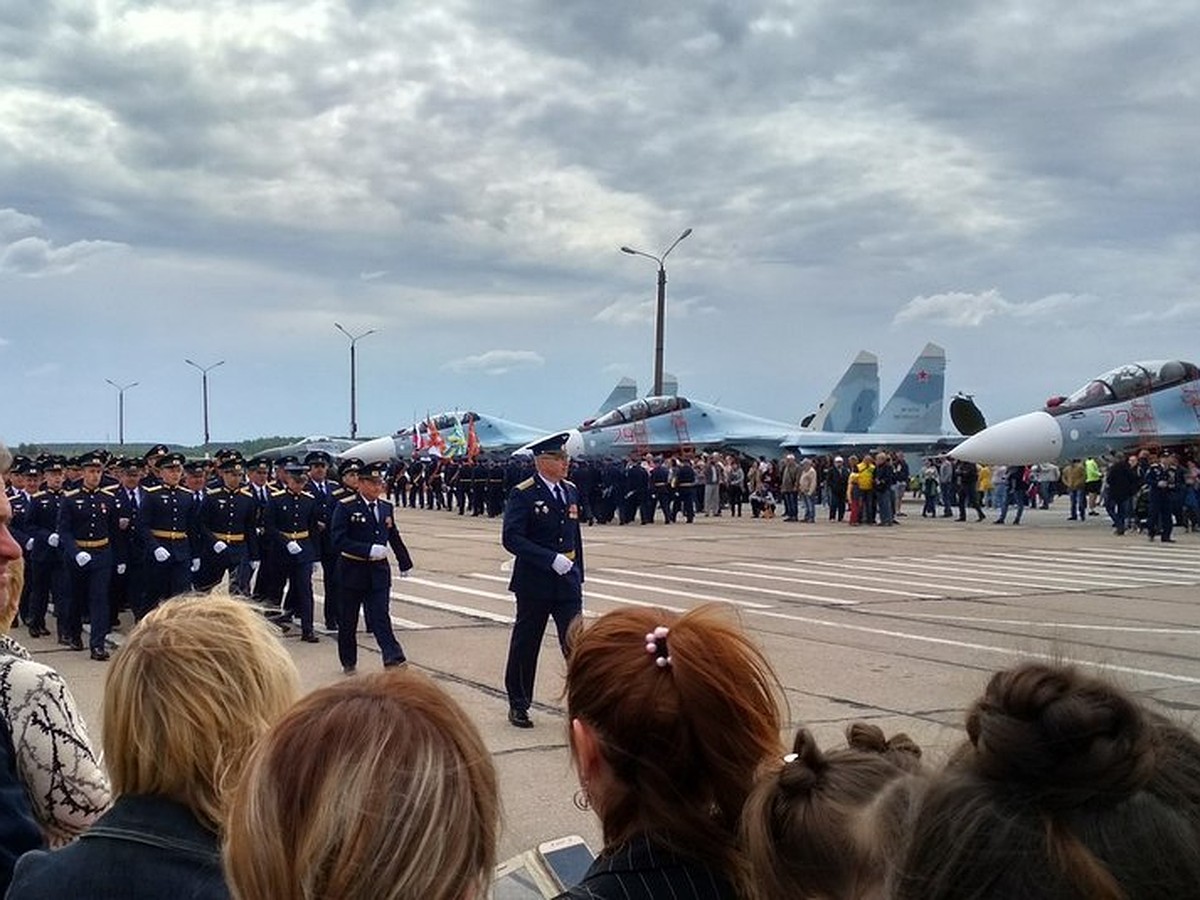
393, 412, 479, 437
1047, 360, 1200, 414
583, 396, 691, 429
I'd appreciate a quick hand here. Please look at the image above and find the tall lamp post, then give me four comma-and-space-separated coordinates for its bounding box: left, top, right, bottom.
104, 379, 138, 445
620, 227, 692, 397
334, 323, 377, 440
183, 358, 224, 446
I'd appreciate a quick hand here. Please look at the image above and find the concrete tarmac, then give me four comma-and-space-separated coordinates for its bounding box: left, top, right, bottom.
37, 497, 1200, 860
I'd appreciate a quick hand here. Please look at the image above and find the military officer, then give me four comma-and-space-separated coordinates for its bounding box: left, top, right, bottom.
195, 458, 258, 593
56, 451, 120, 660
137, 452, 200, 611
25, 457, 70, 643
501, 434, 584, 728
109, 458, 145, 621
139, 444, 170, 488
243, 456, 279, 601
264, 463, 320, 642
304, 450, 341, 633
331, 461, 413, 674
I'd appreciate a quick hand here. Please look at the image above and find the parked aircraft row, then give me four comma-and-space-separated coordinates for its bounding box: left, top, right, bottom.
339, 343, 968, 464
952, 359, 1200, 464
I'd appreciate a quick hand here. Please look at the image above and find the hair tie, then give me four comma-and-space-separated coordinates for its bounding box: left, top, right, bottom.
644, 626, 671, 668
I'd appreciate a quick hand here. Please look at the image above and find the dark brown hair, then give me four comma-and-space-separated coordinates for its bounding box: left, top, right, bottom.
565, 604, 783, 880
892, 662, 1200, 900
741, 723, 923, 900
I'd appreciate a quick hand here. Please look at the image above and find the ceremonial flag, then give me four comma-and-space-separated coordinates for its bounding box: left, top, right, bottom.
426, 416, 447, 458
467, 418, 481, 460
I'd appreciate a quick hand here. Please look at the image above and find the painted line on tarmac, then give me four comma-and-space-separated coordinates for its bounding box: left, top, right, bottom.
867, 557, 1134, 591
869, 611, 1200, 634
685, 564, 940, 600
315, 590, 429, 630
1021, 547, 1200, 573
584, 575, 771, 609
389, 592, 514, 624
742, 560, 1013, 597
600, 567, 858, 607
747, 608, 1200, 686
979, 551, 1199, 582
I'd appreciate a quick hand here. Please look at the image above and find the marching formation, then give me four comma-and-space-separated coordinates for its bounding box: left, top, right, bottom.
3, 446, 412, 667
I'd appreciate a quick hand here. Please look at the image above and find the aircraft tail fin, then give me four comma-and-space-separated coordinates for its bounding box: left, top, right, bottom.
597, 377, 638, 415
804, 351, 879, 432
659, 372, 679, 398
869, 342, 946, 434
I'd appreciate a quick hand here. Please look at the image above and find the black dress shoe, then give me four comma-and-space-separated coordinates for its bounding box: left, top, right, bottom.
508, 708, 534, 729
90, 649, 110, 661
69, 637, 84, 651
383, 659, 408, 669
342, 665, 357, 675
301, 633, 319, 643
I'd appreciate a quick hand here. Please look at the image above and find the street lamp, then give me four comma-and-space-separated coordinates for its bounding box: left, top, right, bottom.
620, 227, 692, 397
183, 358, 225, 446
104, 379, 139, 445
334, 323, 377, 440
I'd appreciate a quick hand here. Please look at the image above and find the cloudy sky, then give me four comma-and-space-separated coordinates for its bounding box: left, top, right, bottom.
2, 0, 1197, 446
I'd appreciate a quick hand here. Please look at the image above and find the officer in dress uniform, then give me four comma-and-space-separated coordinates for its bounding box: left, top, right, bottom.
9, 459, 36, 630
137, 452, 200, 611
501, 434, 584, 728
331, 461, 413, 674
243, 456, 279, 601
109, 458, 145, 622
304, 450, 341, 632
195, 458, 258, 593
25, 457, 71, 644
139, 444, 170, 488
56, 451, 120, 660
264, 464, 319, 642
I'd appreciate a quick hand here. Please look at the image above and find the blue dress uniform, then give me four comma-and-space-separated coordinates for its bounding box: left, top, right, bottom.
304, 451, 341, 632
109, 476, 146, 621
25, 475, 70, 644
137, 454, 200, 611
56, 457, 120, 659
195, 472, 258, 593
331, 465, 413, 672
264, 471, 320, 640
502, 435, 584, 726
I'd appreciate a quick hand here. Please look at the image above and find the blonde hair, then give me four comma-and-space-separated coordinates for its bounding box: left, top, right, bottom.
224, 669, 499, 900
102, 594, 299, 831
0, 556, 23, 636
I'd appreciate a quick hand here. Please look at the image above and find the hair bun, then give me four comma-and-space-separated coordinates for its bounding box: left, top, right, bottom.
778, 728, 825, 795
965, 663, 1156, 806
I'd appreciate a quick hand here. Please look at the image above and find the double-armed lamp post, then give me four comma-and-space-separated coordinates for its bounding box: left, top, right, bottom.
104, 379, 138, 445
620, 228, 692, 397
335, 323, 377, 440
183, 358, 224, 446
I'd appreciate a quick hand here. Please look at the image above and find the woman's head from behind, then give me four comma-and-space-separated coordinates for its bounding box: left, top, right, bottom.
893, 662, 1200, 900
224, 669, 499, 900
741, 723, 923, 900
102, 594, 299, 831
565, 604, 783, 872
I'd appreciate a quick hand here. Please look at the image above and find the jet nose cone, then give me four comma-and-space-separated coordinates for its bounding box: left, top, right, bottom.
953, 411, 1062, 464
342, 435, 396, 464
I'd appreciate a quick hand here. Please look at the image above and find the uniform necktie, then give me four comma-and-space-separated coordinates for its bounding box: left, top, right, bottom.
554, 485, 564, 506
371, 501, 380, 522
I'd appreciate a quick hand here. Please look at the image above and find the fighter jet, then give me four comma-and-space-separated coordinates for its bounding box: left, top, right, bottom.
799, 351, 880, 433
952, 359, 1200, 465
339, 411, 550, 464
518, 344, 955, 459
258, 435, 362, 461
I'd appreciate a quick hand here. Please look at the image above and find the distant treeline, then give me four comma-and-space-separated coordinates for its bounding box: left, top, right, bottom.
12, 438, 305, 460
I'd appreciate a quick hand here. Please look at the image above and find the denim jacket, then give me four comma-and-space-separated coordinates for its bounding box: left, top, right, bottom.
7, 794, 229, 900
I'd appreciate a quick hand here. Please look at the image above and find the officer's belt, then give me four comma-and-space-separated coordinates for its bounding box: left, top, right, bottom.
75, 538, 109, 549
340, 551, 386, 563
563, 550, 576, 560
151, 530, 188, 540
212, 532, 246, 543
281, 530, 309, 540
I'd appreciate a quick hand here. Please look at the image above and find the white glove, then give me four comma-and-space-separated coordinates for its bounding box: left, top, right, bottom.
75, 551, 92, 567
116, 563, 127, 575
369, 544, 387, 560
213, 541, 227, 554
118, 517, 130, 530
153, 546, 171, 563
551, 553, 574, 575
286, 540, 302, 556
47, 533, 60, 548
24, 538, 33, 551
190, 558, 201, 572
251, 560, 261, 572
